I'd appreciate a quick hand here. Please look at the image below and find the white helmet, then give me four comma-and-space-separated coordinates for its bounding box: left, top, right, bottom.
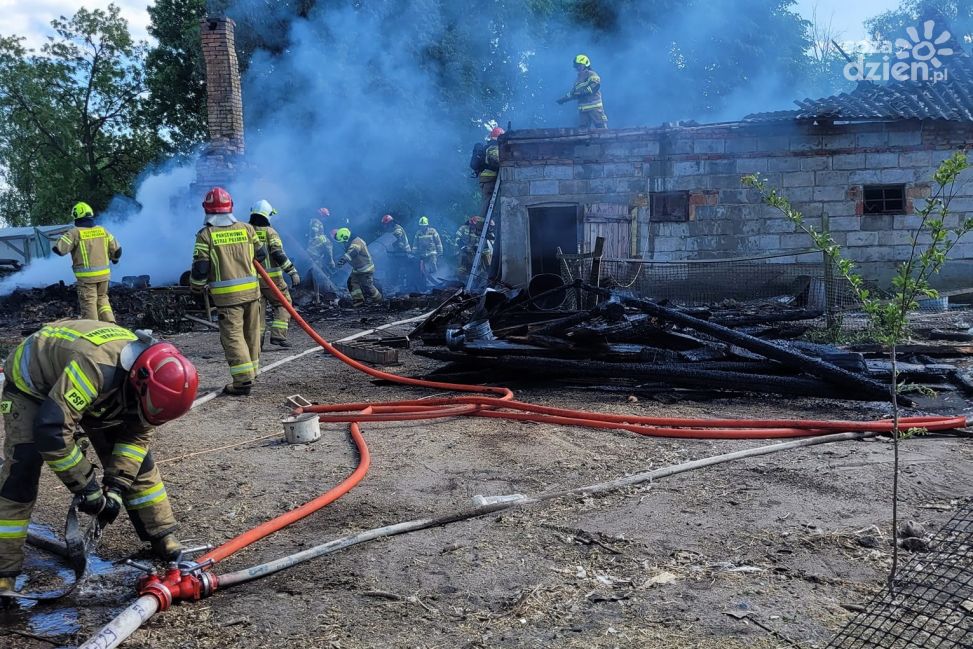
250, 199, 277, 218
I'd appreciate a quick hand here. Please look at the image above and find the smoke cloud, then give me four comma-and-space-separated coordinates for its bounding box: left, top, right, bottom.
5, 0, 848, 292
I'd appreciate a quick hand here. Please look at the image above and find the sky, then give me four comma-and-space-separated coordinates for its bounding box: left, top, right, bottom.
0, 1, 902, 49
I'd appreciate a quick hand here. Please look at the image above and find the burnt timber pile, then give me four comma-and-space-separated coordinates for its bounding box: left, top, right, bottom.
412, 282, 973, 403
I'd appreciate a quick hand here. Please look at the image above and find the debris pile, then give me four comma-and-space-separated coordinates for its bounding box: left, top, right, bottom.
412, 281, 973, 402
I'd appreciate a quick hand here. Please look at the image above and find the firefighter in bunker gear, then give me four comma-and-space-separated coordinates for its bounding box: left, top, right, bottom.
413, 216, 443, 285
381, 215, 411, 291
335, 227, 382, 306
190, 187, 267, 396
307, 217, 338, 295
52, 201, 123, 323
557, 54, 608, 129
477, 128, 503, 220
249, 200, 300, 348
454, 216, 495, 282
0, 320, 199, 592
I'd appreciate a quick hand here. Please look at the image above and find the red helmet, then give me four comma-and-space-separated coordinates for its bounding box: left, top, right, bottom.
381, 214, 394, 225
489, 127, 505, 139
468, 215, 482, 225
129, 343, 199, 425
203, 187, 233, 214
318, 207, 330, 218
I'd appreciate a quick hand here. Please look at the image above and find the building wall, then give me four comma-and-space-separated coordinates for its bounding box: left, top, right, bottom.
498, 121, 973, 290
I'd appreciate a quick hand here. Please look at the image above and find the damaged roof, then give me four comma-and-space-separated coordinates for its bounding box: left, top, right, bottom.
746, 54, 973, 123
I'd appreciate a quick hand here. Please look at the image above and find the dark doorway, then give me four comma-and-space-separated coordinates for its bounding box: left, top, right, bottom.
528, 205, 579, 276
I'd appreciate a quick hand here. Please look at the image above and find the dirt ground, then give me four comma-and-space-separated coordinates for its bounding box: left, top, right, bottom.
1, 306, 972, 649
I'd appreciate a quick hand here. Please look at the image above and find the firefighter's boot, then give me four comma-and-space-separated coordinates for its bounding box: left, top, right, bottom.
223, 381, 252, 396
152, 534, 184, 561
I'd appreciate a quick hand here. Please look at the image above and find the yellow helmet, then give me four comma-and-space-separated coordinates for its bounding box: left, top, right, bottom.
574, 54, 590, 67
72, 201, 94, 220
419, 216, 429, 226
334, 227, 351, 243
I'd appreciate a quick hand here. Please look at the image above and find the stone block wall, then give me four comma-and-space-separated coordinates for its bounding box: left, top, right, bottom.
498, 121, 973, 289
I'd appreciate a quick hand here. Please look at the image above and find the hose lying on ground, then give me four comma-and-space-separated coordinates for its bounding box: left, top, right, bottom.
75, 264, 970, 649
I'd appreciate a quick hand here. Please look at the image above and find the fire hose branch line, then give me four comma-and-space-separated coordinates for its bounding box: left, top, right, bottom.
76, 263, 971, 649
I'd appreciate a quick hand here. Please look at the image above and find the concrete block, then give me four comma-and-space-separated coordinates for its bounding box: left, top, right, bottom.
880, 168, 919, 184
757, 135, 790, 151
821, 133, 856, 149
708, 174, 747, 190
814, 186, 848, 201
745, 234, 781, 250
670, 139, 693, 154
888, 130, 922, 146
719, 189, 749, 204
573, 144, 601, 159
850, 170, 882, 184
860, 214, 896, 232
782, 171, 815, 187
673, 160, 701, 176
846, 231, 879, 247
866, 152, 899, 168
802, 157, 831, 171
820, 201, 857, 218
631, 141, 660, 156
512, 166, 545, 181
652, 236, 689, 253
543, 165, 574, 180
736, 158, 769, 173
789, 135, 821, 151
574, 164, 606, 179
725, 137, 757, 153
557, 180, 584, 194
501, 181, 529, 197
529, 179, 559, 195
797, 202, 825, 218
780, 233, 812, 249
768, 157, 802, 172
784, 187, 814, 202
693, 139, 725, 154
826, 216, 861, 232
894, 214, 923, 229
856, 132, 888, 148
763, 218, 800, 234
832, 153, 866, 170
848, 246, 894, 262
878, 230, 915, 246
898, 151, 932, 167
815, 170, 850, 186
604, 162, 641, 177
703, 159, 737, 174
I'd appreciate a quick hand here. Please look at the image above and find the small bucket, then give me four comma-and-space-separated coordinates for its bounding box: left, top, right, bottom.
282, 412, 321, 444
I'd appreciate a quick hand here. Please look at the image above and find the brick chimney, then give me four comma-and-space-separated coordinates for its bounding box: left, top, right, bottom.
192, 16, 246, 195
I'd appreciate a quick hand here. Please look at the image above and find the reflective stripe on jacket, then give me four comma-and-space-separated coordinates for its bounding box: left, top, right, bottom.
572, 68, 603, 112
54, 226, 120, 283
341, 237, 375, 273
192, 222, 262, 307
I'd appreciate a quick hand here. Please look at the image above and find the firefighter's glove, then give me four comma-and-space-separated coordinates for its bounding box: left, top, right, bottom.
556, 95, 571, 105
337, 257, 348, 267
98, 488, 123, 527
77, 484, 107, 517
289, 270, 301, 286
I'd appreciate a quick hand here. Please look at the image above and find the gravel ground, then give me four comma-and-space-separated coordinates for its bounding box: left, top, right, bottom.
1, 305, 972, 649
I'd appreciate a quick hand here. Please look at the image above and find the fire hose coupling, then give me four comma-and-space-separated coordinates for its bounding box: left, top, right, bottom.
127, 545, 219, 611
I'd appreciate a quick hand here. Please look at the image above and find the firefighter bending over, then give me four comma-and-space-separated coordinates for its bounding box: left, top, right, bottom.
0, 321, 199, 600
334, 227, 382, 306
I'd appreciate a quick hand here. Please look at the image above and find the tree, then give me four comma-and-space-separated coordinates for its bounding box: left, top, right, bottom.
0, 4, 163, 226
145, 0, 209, 153
866, 0, 973, 43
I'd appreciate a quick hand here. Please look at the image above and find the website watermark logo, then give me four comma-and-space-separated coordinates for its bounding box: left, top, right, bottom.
844, 20, 954, 83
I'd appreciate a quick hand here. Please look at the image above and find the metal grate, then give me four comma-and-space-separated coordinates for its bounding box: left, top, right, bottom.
827, 500, 973, 649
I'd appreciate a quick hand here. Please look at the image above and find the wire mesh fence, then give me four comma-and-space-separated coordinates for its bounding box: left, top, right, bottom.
558, 249, 862, 312
827, 500, 973, 649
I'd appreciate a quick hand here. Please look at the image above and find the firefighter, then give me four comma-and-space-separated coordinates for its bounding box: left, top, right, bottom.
381, 214, 411, 254
413, 216, 443, 286
307, 213, 338, 295
334, 227, 382, 306
454, 216, 495, 282
0, 320, 199, 598
249, 200, 300, 348
475, 128, 503, 220
190, 187, 267, 396
557, 54, 608, 129
381, 214, 412, 291
53, 202, 123, 322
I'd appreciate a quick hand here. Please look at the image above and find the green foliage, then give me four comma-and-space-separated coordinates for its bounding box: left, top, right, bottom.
0, 4, 164, 225
743, 151, 972, 347
866, 0, 973, 43
145, 0, 208, 153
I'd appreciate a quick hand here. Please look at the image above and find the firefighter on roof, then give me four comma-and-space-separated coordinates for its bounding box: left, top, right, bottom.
557, 54, 608, 129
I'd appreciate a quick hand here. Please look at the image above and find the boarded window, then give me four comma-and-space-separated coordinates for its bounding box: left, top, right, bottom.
863, 184, 906, 215
651, 191, 690, 222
